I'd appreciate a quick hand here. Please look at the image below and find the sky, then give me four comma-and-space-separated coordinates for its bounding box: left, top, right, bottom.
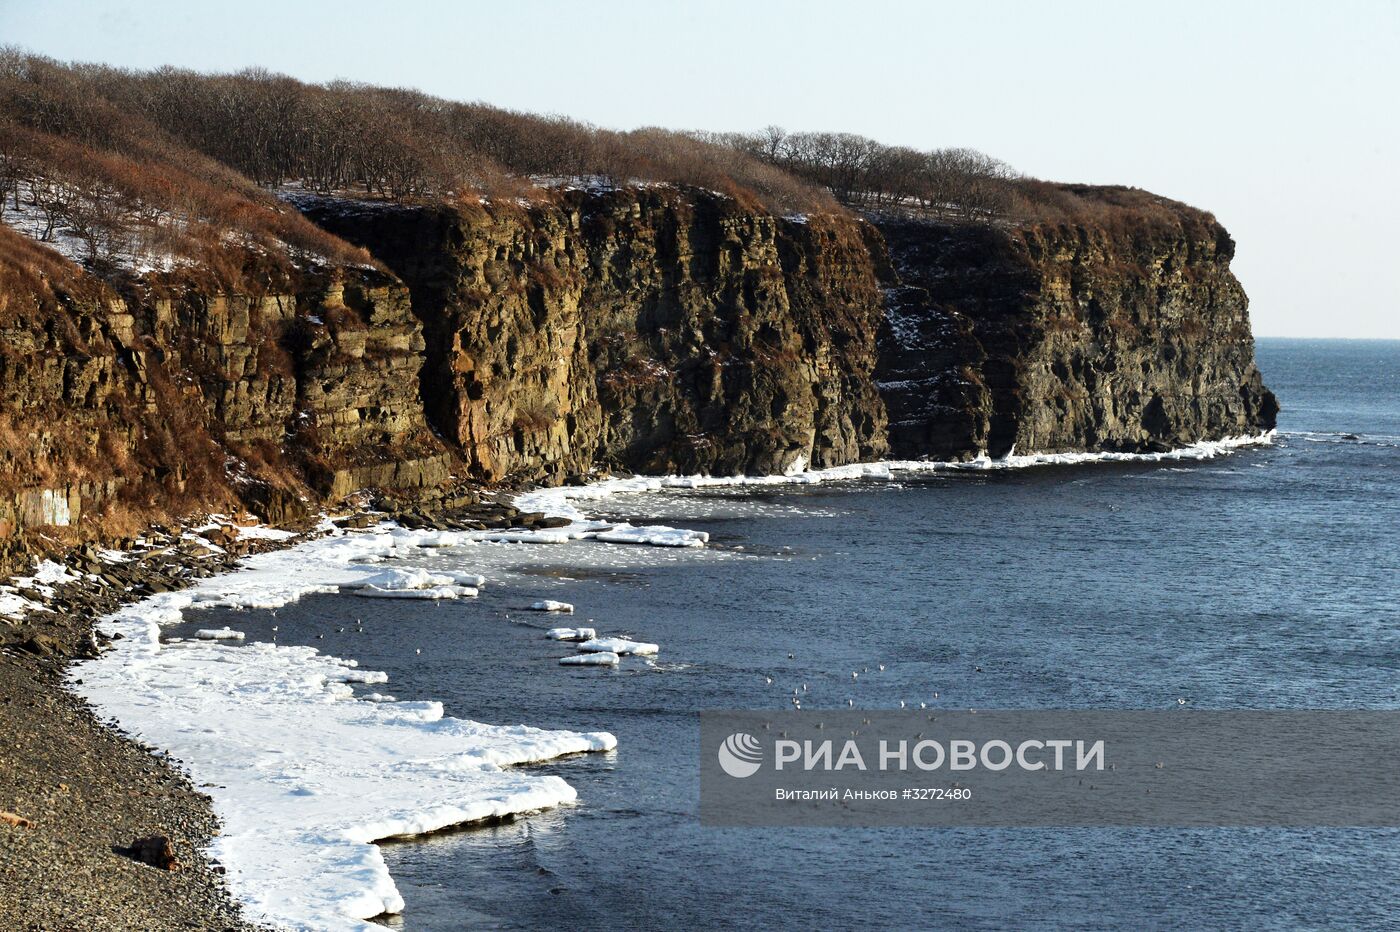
1, 0, 1396, 338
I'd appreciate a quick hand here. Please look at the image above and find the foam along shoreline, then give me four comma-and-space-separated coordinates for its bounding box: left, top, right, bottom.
70, 523, 617, 931
513, 432, 1276, 520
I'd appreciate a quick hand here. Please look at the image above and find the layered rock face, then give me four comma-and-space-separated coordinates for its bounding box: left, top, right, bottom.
295, 189, 888, 482
873, 214, 1278, 459
0, 264, 446, 559
1, 183, 1279, 559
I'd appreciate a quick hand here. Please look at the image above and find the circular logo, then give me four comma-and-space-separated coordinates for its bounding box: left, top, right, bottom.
717, 732, 763, 778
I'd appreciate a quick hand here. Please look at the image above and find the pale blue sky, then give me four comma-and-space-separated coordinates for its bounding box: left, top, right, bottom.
2, 0, 1396, 337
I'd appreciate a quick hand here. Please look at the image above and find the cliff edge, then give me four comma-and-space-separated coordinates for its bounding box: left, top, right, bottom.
292, 188, 887, 483
0, 184, 1277, 567
872, 189, 1277, 459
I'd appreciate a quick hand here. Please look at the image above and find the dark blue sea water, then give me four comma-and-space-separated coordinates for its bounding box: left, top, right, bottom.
186, 338, 1400, 929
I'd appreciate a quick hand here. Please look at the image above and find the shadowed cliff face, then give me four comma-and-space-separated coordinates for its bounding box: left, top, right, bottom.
873, 216, 1278, 459
294, 189, 889, 482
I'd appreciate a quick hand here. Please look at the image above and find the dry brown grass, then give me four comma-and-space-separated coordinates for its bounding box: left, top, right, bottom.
1009, 182, 1221, 237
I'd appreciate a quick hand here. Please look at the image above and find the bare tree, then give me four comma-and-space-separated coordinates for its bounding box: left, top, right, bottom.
0, 147, 28, 210
29, 175, 75, 241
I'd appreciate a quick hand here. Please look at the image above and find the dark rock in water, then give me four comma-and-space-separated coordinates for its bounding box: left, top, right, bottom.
122, 835, 180, 871
535, 516, 573, 529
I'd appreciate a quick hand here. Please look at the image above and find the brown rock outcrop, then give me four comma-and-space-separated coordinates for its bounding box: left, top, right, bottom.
0, 260, 447, 564
1, 183, 1278, 563
293, 188, 889, 482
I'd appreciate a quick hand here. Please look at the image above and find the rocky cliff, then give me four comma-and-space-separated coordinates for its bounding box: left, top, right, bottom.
0, 184, 1277, 565
872, 203, 1277, 459
292, 188, 888, 482
0, 238, 447, 567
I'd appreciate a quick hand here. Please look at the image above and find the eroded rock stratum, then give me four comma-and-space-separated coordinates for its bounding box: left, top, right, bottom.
873, 209, 1277, 459
0, 186, 1276, 562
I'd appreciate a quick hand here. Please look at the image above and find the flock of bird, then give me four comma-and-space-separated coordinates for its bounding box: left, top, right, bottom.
770, 660, 950, 712
767, 660, 1192, 711
266, 607, 368, 644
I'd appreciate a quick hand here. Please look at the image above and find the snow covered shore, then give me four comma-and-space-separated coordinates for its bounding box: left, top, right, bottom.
65, 431, 1271, 929
70, 525, 617, 931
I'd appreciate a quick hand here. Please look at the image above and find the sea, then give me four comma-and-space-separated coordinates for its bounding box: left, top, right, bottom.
175, 337, 1400, 929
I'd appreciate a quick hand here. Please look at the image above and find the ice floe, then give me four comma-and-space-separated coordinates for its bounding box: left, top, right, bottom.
338, 567, 444, 590
339, 567, 483, 593
529, 600, 574, 613
341, 668, 389, 684
577, 637, 659, 656
71, 527, 616, 931
352, 584, 477, 600
481, 528, 576, 544
559, 652, 620, 666
194, 627, 246, 640
546, 627, 597, 641
593, 523, 708, 548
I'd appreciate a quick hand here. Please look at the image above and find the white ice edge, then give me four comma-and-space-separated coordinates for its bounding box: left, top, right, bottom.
559, 651, 619, 666
352, 583, 477, 600
546, 627, 596, 641
577, 637, 659, 656
513, 432, 1277, 522
194, 626, 245, 640
69, 526, 616, 932
55, 432, 1270, 927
